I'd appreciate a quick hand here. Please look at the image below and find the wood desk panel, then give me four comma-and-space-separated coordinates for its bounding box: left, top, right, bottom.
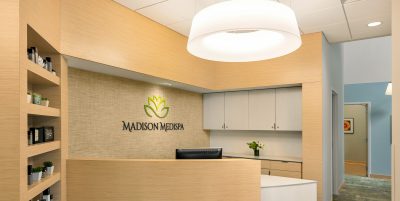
67, 159, 260, 201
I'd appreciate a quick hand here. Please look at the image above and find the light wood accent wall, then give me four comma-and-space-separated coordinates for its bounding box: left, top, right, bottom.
0, 1, 21, 200
213, 33, 323, 90
60, 0, 216, 89
302, 82, 324, 201
22, 0, 61, 51
392, 0, 399, 200
67, 158, 260, 201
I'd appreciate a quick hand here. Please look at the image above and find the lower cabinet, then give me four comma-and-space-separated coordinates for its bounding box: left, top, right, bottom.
260, 160, 302, 179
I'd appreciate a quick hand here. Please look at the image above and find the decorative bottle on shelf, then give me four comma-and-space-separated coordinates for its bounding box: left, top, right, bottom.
27, 165, 32, 185
42, 188, 51, 201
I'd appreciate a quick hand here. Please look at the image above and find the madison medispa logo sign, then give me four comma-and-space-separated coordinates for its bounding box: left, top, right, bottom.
122, 96, 184, 132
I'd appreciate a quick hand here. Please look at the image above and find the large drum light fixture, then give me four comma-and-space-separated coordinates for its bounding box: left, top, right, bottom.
187, 0, 301, 62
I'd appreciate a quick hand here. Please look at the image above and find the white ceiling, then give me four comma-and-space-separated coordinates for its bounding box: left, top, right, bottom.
114, 0, 391, 43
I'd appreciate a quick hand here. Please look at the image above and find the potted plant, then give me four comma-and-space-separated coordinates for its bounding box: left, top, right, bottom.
43, 161, 54, 176
27, 90, 32, 103
31, 167, 43, 182
247, 141, 264, 156
32, 93, 41, 105
41, 98, 50, 107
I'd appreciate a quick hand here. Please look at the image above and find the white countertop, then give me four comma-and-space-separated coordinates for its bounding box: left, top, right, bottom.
223, 152, 302, 163
261, 175, 316, 188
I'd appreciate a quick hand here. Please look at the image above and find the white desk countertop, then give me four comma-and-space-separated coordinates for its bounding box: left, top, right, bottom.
261, 175, 316, 188
223, 152, 302, 163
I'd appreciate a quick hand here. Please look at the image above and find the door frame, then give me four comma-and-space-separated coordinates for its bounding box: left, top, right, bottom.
344, 102, 372, 176
331, 90, 340, 195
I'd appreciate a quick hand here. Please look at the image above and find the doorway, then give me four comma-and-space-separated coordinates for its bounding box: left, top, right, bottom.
344, 103, 370, 177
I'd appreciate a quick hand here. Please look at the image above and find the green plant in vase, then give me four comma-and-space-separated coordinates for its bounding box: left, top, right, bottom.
32, 93, 42, 105
43, 161, 54, 175
247, 141, 264, 156
31, 167, 43, 182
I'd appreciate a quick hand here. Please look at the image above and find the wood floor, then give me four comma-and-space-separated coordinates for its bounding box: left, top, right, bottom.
333, 175, 391, 201
345, 161, 367, 177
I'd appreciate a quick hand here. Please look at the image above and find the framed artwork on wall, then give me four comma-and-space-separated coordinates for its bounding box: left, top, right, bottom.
344, 118, 354, 134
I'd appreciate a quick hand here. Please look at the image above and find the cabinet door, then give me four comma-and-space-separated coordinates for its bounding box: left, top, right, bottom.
249, 89, 276, 130
224, 91, 249, 130
203, 93, 225, 130
275, 87, 302, 131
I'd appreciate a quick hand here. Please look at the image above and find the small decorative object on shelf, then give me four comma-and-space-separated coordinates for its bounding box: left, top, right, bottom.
27, 90, 32, 103
27, 47, 57, 75
27, 165, 33, 185
42, 188, 53, 201
45, 57, 53, 72
43, 161, 54, 176
41, 98, 49, 107
31, 167, 43, 182
30, 128, 41, 144
32, 93, 42, 105
28, 127, 55, 145
27, 130, 33, 145
43, 127, 55, 142
247, 141, 264, 157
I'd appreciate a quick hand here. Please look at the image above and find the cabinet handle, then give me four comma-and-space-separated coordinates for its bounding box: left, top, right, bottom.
222, 124, 225, 129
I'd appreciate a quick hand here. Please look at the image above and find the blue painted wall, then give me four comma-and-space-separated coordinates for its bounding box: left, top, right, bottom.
344, 82, 392, 176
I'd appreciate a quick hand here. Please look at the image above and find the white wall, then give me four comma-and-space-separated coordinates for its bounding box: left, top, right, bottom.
323, 35, 344, 200
342, 36, 392, 84
210, 130, 302, 158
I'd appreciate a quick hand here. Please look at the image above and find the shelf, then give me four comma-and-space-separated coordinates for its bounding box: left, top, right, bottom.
27, 172, 60, 200
26, 141, 61, 158
27, 59, 60, 86
27, 104, 60, 117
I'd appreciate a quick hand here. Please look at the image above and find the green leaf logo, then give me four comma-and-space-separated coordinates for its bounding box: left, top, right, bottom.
144, 96, 170, 118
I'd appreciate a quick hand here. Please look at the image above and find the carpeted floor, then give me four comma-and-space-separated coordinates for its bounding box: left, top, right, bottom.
333, 175, 391, 201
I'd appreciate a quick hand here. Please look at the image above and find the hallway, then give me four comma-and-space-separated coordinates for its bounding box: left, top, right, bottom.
333, 175, 391, 201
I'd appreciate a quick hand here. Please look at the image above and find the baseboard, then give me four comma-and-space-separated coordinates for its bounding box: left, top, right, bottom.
369, 174, 391, 180
333, 179, 345, 195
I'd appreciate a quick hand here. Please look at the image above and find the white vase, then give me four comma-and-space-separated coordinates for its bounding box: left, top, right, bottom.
31, 172, 42, 182
46, 166, 54, 175
27, 94, 32, 103
41, 100, 49, 107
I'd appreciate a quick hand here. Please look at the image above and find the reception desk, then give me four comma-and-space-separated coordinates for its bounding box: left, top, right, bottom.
67, 158, 261, 201
261, 175, 317, 201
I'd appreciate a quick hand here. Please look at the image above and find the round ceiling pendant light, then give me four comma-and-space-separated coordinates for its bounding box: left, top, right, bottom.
187, 0, 302, 62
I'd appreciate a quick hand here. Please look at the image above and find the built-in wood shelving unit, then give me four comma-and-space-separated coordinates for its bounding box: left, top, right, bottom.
27, 103, 60, 117
21, 25, 67, 201
26, 141, 61, 158
27, 172, 61, 200
27, 59, 60, 86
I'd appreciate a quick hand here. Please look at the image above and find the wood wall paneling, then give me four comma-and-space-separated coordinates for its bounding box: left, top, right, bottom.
302, 82, 324, 201
60, 0, 216, 89
0, 1, 21, 200
67, 159, 261, 201
213, 33, 323, 90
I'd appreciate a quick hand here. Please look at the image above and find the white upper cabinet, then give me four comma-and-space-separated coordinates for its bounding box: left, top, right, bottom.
203, 87, 302, 131
224, 91, 249, 130
203, 93, 225, 130
275, 87, 302, 131
249, 89, 276, 130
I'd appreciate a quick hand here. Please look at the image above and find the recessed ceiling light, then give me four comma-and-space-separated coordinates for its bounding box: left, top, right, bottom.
368, 21, 382, 27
